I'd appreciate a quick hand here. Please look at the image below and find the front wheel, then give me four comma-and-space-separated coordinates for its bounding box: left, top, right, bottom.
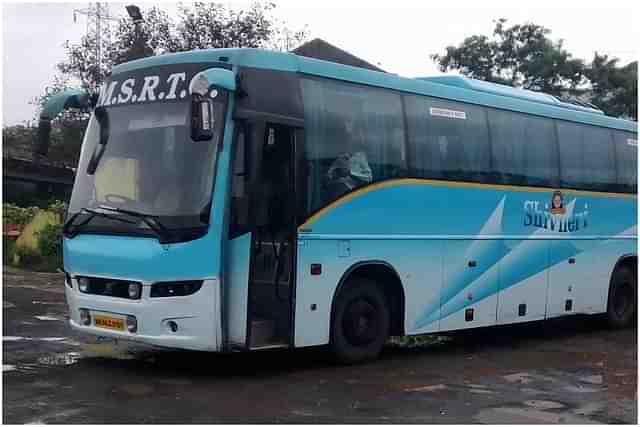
330, 279, 389, 364
606, 264, 637, 329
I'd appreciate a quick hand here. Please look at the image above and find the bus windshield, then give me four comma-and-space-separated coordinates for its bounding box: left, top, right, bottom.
67, 98, 226, 241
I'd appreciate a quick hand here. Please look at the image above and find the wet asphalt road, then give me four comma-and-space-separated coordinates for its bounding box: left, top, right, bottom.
2, 267, 637, 424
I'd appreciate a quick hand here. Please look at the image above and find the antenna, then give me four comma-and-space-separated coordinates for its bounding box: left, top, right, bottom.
72, 3, 119, 86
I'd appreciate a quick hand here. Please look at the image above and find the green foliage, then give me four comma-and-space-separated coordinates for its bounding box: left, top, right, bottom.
3, 239, 17, 265
431, 19, 586, 96
13, 244, 41, 266
46, 200, 66, 219
54, 2, 309, 92
2, 204, 39, 226
37, 223, 64, 259
586, 54, 637, 119
31, 3, 309, 165
431, 19, 637, 120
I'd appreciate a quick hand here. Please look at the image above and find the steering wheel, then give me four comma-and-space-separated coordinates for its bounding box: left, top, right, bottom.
104, 194, 135, 205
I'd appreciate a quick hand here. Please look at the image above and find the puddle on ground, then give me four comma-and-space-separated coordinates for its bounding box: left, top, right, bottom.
563, 384, 600, 393
38, 352, 82, 366
579, 375, 603, 385
469, 388, 496, 395
81, 342, 136, 360
34, 315, 61, 321
503, 372, 534, 384
4, 336, 67, 342
405, 383, 448, 393
474, 407, 595, 424
524, 400, 566, 410
3, 336, 28, 341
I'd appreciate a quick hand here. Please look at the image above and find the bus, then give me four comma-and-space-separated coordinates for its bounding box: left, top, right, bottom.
42, 48, 637, 364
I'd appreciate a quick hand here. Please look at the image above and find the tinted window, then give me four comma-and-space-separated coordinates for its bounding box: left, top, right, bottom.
488, 109, 559, 187
613, 131, 638, 193
557, 121, 616, 191
301, 78, 406, 215
405, 95, 490, 182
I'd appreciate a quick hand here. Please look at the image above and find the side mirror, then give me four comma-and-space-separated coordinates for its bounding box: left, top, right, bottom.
36, 89, 90, 156
188, 68, 235, 142
190, 95, 214, 142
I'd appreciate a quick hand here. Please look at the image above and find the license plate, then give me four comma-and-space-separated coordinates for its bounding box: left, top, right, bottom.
94, 315, 125, 331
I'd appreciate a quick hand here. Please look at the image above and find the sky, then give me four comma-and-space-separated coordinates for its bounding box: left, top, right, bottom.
1, 0, 639, 126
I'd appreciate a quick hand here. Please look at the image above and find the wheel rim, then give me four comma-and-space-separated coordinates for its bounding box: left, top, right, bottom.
342, 298, 379, 346
613, 280, 633, 318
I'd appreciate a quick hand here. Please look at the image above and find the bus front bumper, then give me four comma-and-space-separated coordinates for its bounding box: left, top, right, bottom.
65, 277, 221, 352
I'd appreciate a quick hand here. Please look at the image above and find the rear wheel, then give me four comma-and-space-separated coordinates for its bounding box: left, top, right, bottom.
607, 264, 636, 329
330, 279, 389, 364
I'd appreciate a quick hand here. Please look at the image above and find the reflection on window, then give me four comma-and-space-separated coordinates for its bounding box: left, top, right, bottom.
488, 109, 558, 187
557, 121, 616, 191
95, 157, 140, 203
405, 96, 490, 182
301, 78, 406, 215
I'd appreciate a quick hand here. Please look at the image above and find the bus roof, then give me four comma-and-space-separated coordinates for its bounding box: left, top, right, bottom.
112, 48, 637, 133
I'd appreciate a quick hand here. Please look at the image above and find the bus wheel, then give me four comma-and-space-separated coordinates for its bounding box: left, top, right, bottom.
607, 265, 636, 329
330, 279, 389, 364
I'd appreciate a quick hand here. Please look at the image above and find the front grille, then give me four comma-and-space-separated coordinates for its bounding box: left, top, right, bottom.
76, 276, 142, 300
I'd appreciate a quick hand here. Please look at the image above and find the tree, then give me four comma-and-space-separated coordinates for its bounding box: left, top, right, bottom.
34, 2, 309, 164
586, 54, 637, 119
431, 19, 586, 96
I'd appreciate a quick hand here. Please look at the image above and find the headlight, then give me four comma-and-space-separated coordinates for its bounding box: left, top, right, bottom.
78, 277, 90, 293
128, 283, 141, 299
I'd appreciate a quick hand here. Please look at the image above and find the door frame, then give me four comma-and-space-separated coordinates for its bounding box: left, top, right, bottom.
242, 120, 303, 349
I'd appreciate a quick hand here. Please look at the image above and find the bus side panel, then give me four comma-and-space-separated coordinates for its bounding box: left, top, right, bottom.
294, 238, 441, 348
497, 240, 550, 325
438, 240, 499, 332
547, 236, 636, 318
224, 233, 252, 347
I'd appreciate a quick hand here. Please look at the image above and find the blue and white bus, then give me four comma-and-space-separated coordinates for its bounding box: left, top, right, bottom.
43, 48, 637, 363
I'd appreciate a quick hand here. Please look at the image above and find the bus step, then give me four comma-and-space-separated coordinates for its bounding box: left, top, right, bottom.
250, 318, 276, 348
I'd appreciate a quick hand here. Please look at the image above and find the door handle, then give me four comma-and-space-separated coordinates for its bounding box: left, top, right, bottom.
568, 258, 576, 264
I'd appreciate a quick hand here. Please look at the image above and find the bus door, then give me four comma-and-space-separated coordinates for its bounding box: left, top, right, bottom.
226, 121, 299, 349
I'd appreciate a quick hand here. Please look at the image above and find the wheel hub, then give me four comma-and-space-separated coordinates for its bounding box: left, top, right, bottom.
343, 299, 378, 346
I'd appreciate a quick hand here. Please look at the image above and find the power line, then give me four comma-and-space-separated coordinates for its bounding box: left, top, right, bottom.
72, 3, 119, 85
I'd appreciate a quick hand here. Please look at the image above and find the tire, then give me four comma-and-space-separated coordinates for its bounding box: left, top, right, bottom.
330, 278, 390, 364
606, 265, 637, 329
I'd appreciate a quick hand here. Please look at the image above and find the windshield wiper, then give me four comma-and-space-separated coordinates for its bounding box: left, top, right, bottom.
96, 205, 171, 243
63, 207, 137, 238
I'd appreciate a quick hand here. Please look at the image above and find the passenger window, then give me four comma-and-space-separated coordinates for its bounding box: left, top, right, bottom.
301, 78, 406, 215
613, 131, 638, 193
405, 95, 490, 182
488, 109, 559, 187
557, 121, 616, 191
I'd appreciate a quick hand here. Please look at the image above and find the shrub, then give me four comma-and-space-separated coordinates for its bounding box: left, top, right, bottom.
2, 203, 39, 226
37, 223, 64, 258
47, 200, 66, 219
3, 239, 17, 265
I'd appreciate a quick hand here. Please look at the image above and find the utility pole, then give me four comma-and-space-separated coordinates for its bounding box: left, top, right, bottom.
73, 3, 118, 86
